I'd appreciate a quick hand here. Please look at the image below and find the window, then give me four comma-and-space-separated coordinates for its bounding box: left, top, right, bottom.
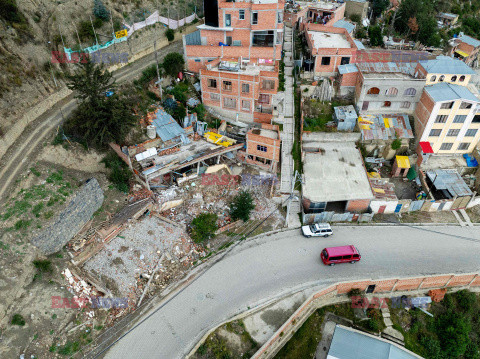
435, 115, 448, 123
257, 145, 267, 152
441, 102, 454, 109
447, 129, 460, 137
383, 101, 391, 107
453, 115, 467, 123
430, 75, 437, 82
252, 30, 274, 47
460, 75, 466, 82
451, 75, 457, 82
225, 14, 231, 27
458, 143, 470, 150
466, 129, 478, 136
353, 254, 360, 259
341, 255, 352, 260
258, 94, 270, 103
208, 79, 217, 88
194, 59, 201, 62
367, 87, 380, 95
473, 115, 480, 123
232, 40, 241, 46
239, 9, 245, 20
226, 36, 232, 46
210, 93, 220, 101
440, 143, 453, 150
404, 88, 416, 96
429, 129, 442, 136
321, 57, 331, 65
439, 75, 445, 82
241, 100, 250, 111
223, 97, 236, 108
401, 101, 411, 109
252, 11, 258, 25
262, 80, 275, 90
242, 83, 250, 93
386, 87, 398, 96
460, 102, 472, 109
340, 57, 350, 65
223, 81, 232, 91
277, 11, 283, 24
330, 256, 341, 261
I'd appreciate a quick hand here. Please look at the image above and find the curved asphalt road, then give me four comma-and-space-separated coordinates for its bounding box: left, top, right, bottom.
104, 225, 480, 359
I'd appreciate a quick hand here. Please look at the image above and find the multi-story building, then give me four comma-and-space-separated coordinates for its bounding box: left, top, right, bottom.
243, 123, 281, 171
414, 57, 480, 154
354, 62, 425, 115
304, 24, 358, 77
183, 0, 285, 122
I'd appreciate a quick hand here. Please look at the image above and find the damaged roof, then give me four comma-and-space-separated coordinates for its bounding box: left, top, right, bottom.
151, 107, 185, 142
358, 114, 413, 141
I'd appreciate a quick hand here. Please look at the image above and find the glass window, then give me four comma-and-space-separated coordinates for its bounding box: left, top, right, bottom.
430, 75, 437, 82
252, 11, 258, 25
466, 129, 478, 137
429, 129, 442, 136
242, 83, 249, 93
440, 102, 454, 109
225, 14, 231, 27
439, 75, 445, 82
222, 81, 232, 91
208, 79, 217, 88
435, 115, 448, 123
239, 9, 245, 20
210, 93, 220, 101
257, 145, 267, 152
404, 88, 416, 96
223, 97, 236, 108
401, 101, 411, 109
473, 115, 480, 123
385, 87, 398, 96
252, 30, 274, 47
277, 11, 283, 24
341, 57, 350, 65
460, 102, 472, 109
262, 80, 275, 90
367, 87, 380, 95
459, 75, 466, 82
453, 115, 467, 123
451, 75, 457, 82
321, 57, 331, 65
440, 143, 453, 150
458, 143, 470, 150
329, 256, 341, 261
447, 129, 460, 137
383, 101, 391, 107
241, 100, 250, 111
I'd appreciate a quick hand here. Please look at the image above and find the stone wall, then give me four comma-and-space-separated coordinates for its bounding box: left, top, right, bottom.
31, 178, 104, 255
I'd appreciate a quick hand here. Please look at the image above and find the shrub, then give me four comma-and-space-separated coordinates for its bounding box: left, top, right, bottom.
101, 152, 131, 193
11, 314, 25, 326
0, 0, 25, 23
33, 259, 53, 273
391, 138, 402, 150
93, 0, 110, 21
14, 219, 31, 230
162, 52, 185, 78
455, 290, 478, 313
350, 14, 361, 23
135, 64, 159, 86
165, 28, 175, 41
365, 318, 380, 332
347, 288, 363, 298
190, 213, 218, 243
191, 103, 206, 120
229, 190, 255, 222
420, 336, 442, 359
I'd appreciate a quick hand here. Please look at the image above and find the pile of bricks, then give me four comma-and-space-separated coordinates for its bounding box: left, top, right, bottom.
158, 146, 181, 156
128, 188, 153, 202
428, 288, 447, 302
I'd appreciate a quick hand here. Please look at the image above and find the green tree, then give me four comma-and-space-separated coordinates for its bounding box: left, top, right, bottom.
0, 0, 25, 23
93, 0, 110, 21
420, 336, 442, 359
391, 138, 401, 150
372, 0, 389, 18
162, 52, 185, 78
465, 341, 480, 359
101, 152, 131, 192
230, 190, 255, 222
435, 310, 470, 358
165, 28, 175, 41
349, 14, 361, 23
65, 61, 136, 147
368, 25, 384, 47
190, 213, 218, 242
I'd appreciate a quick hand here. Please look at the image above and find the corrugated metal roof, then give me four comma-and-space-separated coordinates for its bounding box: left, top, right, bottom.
151, 107, 185, 142
356, 62, 416, 76
427, 169, 472, 197
458, 34, 480, 48
328, 325, 421, 359
334, 105, 357, 120
338, 64, 358, 74
333, 20, 355, 34
369, 178, 398, 200
419, 56, 475, 75
353, 40, 366, 50
424, 82, 479, 103
359, 114, 413, 141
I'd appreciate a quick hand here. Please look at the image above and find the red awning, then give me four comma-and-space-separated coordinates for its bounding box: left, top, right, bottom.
419, 141, 434, 154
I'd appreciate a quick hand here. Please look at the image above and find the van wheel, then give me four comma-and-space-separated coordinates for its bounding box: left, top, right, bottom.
329, 263, 335, 266
350, 261, 356, 264
324, 234, 330, 237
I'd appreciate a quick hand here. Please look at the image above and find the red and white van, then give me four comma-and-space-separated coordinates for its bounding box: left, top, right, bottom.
320, 245, 361, 266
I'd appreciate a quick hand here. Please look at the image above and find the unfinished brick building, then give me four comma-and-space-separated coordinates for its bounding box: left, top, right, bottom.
241, 123, 281, 172
183, 0, 285, 122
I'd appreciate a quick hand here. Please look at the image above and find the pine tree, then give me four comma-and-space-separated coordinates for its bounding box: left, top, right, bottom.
93, 0, 110, 21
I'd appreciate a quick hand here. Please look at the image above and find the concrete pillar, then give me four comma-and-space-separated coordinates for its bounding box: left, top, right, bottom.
217, 155, 221, 164
391, 279, 399, 292
197, 161, 200, 174
417, 278, 425, 290
468, 274, 478, 288
444, 274, 455, 287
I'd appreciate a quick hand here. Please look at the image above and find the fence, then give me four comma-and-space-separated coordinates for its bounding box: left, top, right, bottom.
253, 272, 480, 359
303, 211, 373, 223
125, 11, 197, 33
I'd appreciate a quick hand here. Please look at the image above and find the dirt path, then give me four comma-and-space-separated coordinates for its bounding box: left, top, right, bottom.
0, 40, 183, 204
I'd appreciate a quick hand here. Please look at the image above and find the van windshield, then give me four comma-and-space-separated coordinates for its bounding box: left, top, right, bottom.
322, 249, 328, 258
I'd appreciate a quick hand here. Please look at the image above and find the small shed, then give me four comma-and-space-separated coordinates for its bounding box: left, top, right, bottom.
333, 105, 357, 131
392, 155, 410, 177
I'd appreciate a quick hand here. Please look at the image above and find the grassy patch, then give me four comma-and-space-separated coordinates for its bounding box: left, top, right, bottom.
33, 259, 53, 273
32, 203, 44, 217
11, 314, 25, 326
30, 167, 41, 176
14, 219, 31, 230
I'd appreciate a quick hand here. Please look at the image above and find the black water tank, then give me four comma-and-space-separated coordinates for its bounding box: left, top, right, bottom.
204, 0, 219, 27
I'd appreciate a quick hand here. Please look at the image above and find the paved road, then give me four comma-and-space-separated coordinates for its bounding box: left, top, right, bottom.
0, 40, 183, 204
103, 225, 480, 359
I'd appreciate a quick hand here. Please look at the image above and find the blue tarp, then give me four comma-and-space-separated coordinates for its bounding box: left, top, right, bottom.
463, 154, 479, 167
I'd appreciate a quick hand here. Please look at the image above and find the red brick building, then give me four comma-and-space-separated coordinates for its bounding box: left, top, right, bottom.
183, 0, 285, 122
244, 123, 281, 171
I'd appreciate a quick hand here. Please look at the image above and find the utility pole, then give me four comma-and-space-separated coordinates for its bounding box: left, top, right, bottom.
90, 15, 100, 46
285, 170, 301, 227
109, 7, 116, 49
72, 21, 83, 51
154, 40, 163, 99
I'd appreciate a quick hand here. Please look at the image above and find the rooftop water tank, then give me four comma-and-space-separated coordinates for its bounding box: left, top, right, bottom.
147, 125, 156, 139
